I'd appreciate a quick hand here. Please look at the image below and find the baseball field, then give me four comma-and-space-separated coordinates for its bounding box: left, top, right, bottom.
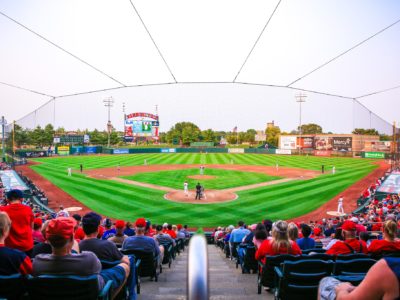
29, 153, 378, 227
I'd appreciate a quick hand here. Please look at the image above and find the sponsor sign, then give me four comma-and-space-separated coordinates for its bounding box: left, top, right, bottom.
83, 134, 90, 143
364, 152, 385, 159
24, 151, 47, 158
53, 137, 60, 144
0, 170, 29, 191
113, 149, 129, 154
377, 173, 400, 194
297, 137, 314, 149
276, 149, 291, 155
280, 136, 297, 150
332, 137, 352, 151
160, 148, 177, 153
57, 146, 70, 156
314, 136, 333, 150
85, 146, 98, 154
314, 150, 332, 157
228, 148, 245, 154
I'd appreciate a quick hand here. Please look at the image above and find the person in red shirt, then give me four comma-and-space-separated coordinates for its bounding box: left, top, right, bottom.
0, 211, 33, 275
0, 189, 34, 255
166, 224, 177, 239
255, 220, 302, 264
368, 220, 400, 255
326, 220, 368, 255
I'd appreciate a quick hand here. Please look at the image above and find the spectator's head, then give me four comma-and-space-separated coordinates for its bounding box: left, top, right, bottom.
6, 189, 23, 203
184, 225, 188, 229
72, 214, 82, 223
263, 219, 273, 234
287, 222, 298, 241
238, 220, 244, 227
177, 224, 183, 230
41, 220, 50, 241
341, 220, 357, 239
162, 223, 168, 229
135, 218, 147, 234
167, 224, 172, 230
115, 220, 125, 235
301, 224, 312, 238
33, 218, 43, 230
313, 227, 322, 237
46, 217, 76, 251
126, 222, 132, 229
82, 212, 101, 236
0, 212, 11, 242
156, 225, 163, 233
172, 225, 177, 232
271, 220, 290, 252
103, 218, 112, 229
254, 223, 267, 241
383, 220, 397, 241
359, 231, 370, 243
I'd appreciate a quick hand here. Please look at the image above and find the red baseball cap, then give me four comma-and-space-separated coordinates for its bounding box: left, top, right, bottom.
342, 220, 356, 231
46, 217, 76, 240
135, 218, 146, 228
177, 224, 182, 230
115, 220, 125, 229
313, 227, 322, 236
34, 218, 43, 227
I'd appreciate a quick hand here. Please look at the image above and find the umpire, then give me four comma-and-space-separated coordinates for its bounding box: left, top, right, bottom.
195, 182, 202, 200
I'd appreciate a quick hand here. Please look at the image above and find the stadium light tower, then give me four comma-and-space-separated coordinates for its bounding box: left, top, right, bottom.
295, 93, 307, 153
1, 116, 7, 162
103, 97, 114, 148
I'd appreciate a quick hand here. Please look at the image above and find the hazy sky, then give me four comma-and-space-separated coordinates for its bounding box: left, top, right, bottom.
0, 0, 399, 134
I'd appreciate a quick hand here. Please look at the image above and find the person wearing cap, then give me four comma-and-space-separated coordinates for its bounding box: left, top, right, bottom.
33, 217, 130, 298
101, 218, 116, 240
56, 205, 70, 218
154, 225, 176, 247
32, 218, 45, 243
0, 189, 34, 255
79, 212, 124, 262
108, 220, 128, 246
176, 224, 186, 240
337, 196, 344, 214
326, 220, 368, 255
122, 218, 164, 267
0, 211, 33, 275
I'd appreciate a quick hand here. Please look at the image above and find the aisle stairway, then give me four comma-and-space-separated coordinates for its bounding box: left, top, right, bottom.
137, 244, 273, 300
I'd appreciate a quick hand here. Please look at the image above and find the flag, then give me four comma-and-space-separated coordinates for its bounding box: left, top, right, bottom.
233, 126, 237, 133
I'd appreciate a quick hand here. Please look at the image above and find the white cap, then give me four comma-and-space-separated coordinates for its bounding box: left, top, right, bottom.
162, 223, 168, 227
351, 217, 359, 223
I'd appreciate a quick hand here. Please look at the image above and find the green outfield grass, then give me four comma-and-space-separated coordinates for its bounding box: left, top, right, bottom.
121, 168, 282, 190
30, 153, 378, 227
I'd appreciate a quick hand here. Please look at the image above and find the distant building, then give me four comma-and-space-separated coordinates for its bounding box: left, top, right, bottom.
266, 121, 280, 131
255, 130, 266, 142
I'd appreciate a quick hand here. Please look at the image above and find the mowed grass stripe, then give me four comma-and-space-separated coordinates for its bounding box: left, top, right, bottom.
30, 153, 379, 226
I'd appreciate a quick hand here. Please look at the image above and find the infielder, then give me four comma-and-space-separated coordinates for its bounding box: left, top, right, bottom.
184, 181, 189, 196
332, 166, 336, 174
67, 167, 72, 177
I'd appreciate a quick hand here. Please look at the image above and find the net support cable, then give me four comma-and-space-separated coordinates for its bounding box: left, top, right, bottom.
128, 0, 178, 83
0, 11, 126, 87
0, 81, 54, 98
286, 17, 400, 87
355, 84, 400, 100
232, 0, 282, 82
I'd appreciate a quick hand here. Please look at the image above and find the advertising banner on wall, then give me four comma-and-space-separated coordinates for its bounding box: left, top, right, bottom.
280, 136, 297, 150
364, 152, 385, 159
113, 149, 129, 154
297, 137, 314, 149
377, 173, 400, 194
314, 136, 333, 150
332, 137, 352, 151
228, 148, 245, 154
276, 149, 291, 155
314, 150, 332, 157
161, 148, 177, 153
57, 146, 70, 156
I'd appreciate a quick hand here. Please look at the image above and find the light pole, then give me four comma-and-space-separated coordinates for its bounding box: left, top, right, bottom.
103, 97, 114, 148
295, 93, 307, 154
1, 116, 7, 162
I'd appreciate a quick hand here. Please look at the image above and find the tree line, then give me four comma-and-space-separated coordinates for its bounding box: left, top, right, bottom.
5, 122, 388, 149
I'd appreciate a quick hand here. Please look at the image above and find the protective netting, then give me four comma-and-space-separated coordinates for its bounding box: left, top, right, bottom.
12, 84, 393, 135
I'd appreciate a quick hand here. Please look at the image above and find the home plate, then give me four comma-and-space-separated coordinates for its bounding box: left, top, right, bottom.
65, 206, 83, 212
327, 211, 346, 217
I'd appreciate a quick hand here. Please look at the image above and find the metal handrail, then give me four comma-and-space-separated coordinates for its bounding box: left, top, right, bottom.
187, 234, 209, 300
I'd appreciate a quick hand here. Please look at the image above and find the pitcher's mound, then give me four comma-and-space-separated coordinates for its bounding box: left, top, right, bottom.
165, 190, 238, 204
187, 175, 216, 180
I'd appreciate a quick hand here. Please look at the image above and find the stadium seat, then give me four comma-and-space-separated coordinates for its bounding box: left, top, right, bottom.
257, 254, 299, 294
301, 248, 326, 255
121, 249, 159, 294
333, 258, 376, 285
27, 274, 113, 300
274, 259, 334, 300
159, 241, 174, 268
240, 244, 258, 274
0, 273, 27, 300
300, 253, 334, 261
335, 253, 370, 261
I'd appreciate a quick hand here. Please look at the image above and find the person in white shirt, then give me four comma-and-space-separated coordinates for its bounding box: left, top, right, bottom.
183, 181, 189, 196
67, 167, 72, 177
337, 196, 344, 214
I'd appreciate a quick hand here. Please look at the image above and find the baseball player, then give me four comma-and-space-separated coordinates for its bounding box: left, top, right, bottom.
337, 196, 344, 214
332, 166, 336, 174
184, 181, 189, 196
67, 167, 72, 177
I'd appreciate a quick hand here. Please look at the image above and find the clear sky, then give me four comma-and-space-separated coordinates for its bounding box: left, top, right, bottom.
0, 0, 399, 134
